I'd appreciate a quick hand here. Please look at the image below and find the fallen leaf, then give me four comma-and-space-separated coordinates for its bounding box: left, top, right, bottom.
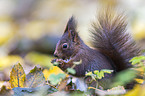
9, 63, 26, 88
135, 79, 144, 84
12, 85, 57, 96
67, 68, 76, 75
125, 84, 145, 96
112, 69, 137, 87
43, 66, 64, 80
49, 73, 66, 85
25, 66, 45, 88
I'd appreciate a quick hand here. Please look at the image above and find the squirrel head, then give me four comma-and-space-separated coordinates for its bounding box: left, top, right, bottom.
54, 17, 81, 60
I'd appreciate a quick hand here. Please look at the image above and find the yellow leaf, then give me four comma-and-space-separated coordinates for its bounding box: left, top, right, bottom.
43, 66, 65, 80
125, 85, 140, 96
125, 85, 145, 96
135, 79, 144, 84
134, 68, 144, 76
9, 63, 26, 88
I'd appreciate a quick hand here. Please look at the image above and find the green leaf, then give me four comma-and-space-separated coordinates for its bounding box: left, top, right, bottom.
100, 71, 105, 78
9, 63, 26, 88
85, 72, 93, 76
130, 56, 145, 65
94, 69, 113, 79
67, 68, 76, 74
112, 69, 137, 87
25, 66, 45, 88
73, 60, 82, 65
101, 69, 113, 74
97, 71, 103, 79
53, 62, 59, 66
94, 70, 99, 75
49, 73, 66, 85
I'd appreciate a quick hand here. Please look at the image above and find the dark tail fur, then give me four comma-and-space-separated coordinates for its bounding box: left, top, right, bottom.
91, 9, 140, 72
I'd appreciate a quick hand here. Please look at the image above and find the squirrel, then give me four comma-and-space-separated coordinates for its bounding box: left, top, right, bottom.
51, 9, 140, 78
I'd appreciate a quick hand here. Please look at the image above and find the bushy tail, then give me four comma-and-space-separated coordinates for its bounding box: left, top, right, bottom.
91, 9, 140, 72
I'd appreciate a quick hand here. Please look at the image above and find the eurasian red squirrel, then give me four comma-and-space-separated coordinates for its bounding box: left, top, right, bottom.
51, 9, 140, 78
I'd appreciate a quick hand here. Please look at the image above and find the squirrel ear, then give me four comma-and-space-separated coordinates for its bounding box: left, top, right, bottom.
64, 16, 78, 41
64, 16, 76, 33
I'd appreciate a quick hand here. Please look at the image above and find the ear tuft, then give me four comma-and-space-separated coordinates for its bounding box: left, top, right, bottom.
63, 16, 80, 43
64, 16, 77, 34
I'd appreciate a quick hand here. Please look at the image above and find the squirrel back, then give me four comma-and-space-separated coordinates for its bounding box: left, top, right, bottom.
52, 9, 140, 77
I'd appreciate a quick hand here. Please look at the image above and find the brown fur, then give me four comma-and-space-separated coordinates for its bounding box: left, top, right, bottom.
53, 10, 140, 77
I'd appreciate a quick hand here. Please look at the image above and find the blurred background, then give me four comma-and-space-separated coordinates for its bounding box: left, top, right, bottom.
0, 0, 145, 87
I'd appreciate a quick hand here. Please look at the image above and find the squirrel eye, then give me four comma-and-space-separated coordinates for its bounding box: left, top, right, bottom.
62, 43, 68, 49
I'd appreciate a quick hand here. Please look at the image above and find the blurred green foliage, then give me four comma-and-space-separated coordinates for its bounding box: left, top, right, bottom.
24, 52, 53, 68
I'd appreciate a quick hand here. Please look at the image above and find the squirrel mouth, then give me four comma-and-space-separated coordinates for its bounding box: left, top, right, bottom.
62, 57, 66, 60
61, 56, 71, 63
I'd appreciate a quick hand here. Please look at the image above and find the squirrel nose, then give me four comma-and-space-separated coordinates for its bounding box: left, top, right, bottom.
53, 51, 58, 57
53, 54, 58, 57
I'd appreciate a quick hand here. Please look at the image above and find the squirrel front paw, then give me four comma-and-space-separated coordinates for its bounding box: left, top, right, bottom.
51, 59, 57, 63
51, 59, 65, 65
